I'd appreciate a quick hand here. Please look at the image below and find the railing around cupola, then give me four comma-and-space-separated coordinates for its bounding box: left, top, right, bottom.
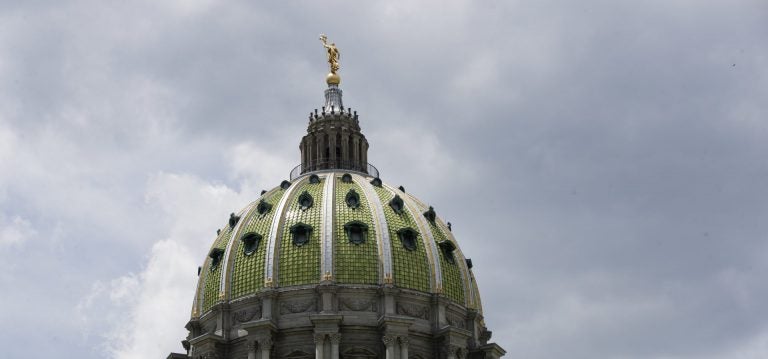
289, 161, 379, 180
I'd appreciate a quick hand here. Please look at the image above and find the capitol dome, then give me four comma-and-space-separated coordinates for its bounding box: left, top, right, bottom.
172, 38, 505, 359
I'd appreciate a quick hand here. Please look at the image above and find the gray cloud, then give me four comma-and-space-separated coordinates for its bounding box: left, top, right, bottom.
1, 1, 767, 358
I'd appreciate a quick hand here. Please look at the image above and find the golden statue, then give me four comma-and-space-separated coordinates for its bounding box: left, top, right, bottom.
319, 34, 341, 74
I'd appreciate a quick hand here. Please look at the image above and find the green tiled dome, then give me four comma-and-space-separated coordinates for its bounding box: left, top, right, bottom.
191, 171, 483, 317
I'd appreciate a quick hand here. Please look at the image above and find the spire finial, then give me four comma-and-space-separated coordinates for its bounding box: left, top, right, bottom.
319, 34, 341, 85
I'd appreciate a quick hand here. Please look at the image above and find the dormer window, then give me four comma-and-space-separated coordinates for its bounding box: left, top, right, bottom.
240, 232, 262, 256
397, 228, 418, 251
370, 177, 382, 187
423, 206, 436, 223
280, 180, 292, 190
341, 173, 353, 183
345, 189, 361, 209
209, 248, 225, 270
257, 200, 272, 215
298, 191, 314, 210
389, 195, 405, 214
439, 240, 457, 264
290, 223, 312, 247
229, 213, 240, 228
309, 174, 321, 184
344, 221, 368, 245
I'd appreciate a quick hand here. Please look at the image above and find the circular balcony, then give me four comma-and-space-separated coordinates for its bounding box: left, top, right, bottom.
289, 161, 379, 180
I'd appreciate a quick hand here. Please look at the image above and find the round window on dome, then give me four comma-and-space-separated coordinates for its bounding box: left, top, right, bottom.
228, 213, 240, 228
345, 189, 360, 209
341, 173, 353, 183
396, 228, 419, 251
257, 200, 272, 216
389, 195, 405, 214
344, 221, 368, 245
290, 223, 312, 247
309, 174, 321, 184
298, 191, 314, 210
240, 232, 262, 256
439, 240, 457, 264
208, 248, 225, 270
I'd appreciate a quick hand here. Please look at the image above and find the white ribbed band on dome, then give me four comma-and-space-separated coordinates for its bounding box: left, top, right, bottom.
264, 178, 303, 286
386, 184, 443, 293
219, 198, 266, 297
320, 173, 336, 280
354, 174, 393, 283
432, 210, 473, 307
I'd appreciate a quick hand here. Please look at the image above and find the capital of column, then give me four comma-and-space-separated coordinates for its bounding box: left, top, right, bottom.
247, 341, 258, 351
330, 333, 342, 344
457, 347, 468, 359
258, 337, 273, 348
382, 334, 396, 346
398, 336, 409, 347
442, 344, 460, 356
314, 333, 327, 343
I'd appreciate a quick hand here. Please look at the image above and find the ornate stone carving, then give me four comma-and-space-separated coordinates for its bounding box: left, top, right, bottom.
398, 336, 409, 347
329, 333, 342, 344
447, 314, 466, 329
258, 337, 274, 348
457, 347, 468, 359
232, 306, 261, 323
396, 303, 430, 320
442, 344, 460, 357
339, 297, 377, 312
342, 347, 377, 357
280, 298, 316, 314
382, 334, 396, 346
314, 333, 327, 343
284, 349, 312, 358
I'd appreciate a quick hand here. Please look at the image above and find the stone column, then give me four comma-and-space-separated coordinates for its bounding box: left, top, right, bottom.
259, 338, 273, 359
398, 336, 409, 359
352, 137, 360, 170
443, 344, 459, 359
247, 341, 257, 359
329, 133, 337, 166
330, 333, 341, 359
315, 333, 326, 359
382, 335, 396, 359
341, 133, 349, 167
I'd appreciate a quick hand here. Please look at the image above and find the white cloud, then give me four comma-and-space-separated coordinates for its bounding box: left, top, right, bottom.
73, 172, 253, 358
0, 215, 36, 247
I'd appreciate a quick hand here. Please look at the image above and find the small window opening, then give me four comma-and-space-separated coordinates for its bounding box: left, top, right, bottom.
423, 206, 436, 223
345, 189, 361, 209
290, 223, 312, 247
298, 191, 314, 210
389, 195, 405, 214
370, 177, 382, 187
344, 221, 368, 245
397, 228, 418, 251
280, 180, 292, 190
439, 240, 457, 264
257, 200, 272, 215
309, 174, 321, 184
209, 248, 225, 269
229, 213, 240, 228
341, 173, 353, 183
240, 232, 262, 256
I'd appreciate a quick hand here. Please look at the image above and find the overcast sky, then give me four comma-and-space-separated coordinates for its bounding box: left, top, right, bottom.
1, 1, 767, 358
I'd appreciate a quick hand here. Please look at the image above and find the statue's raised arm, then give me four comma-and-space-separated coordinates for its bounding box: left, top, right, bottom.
319, 34, 341, 74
